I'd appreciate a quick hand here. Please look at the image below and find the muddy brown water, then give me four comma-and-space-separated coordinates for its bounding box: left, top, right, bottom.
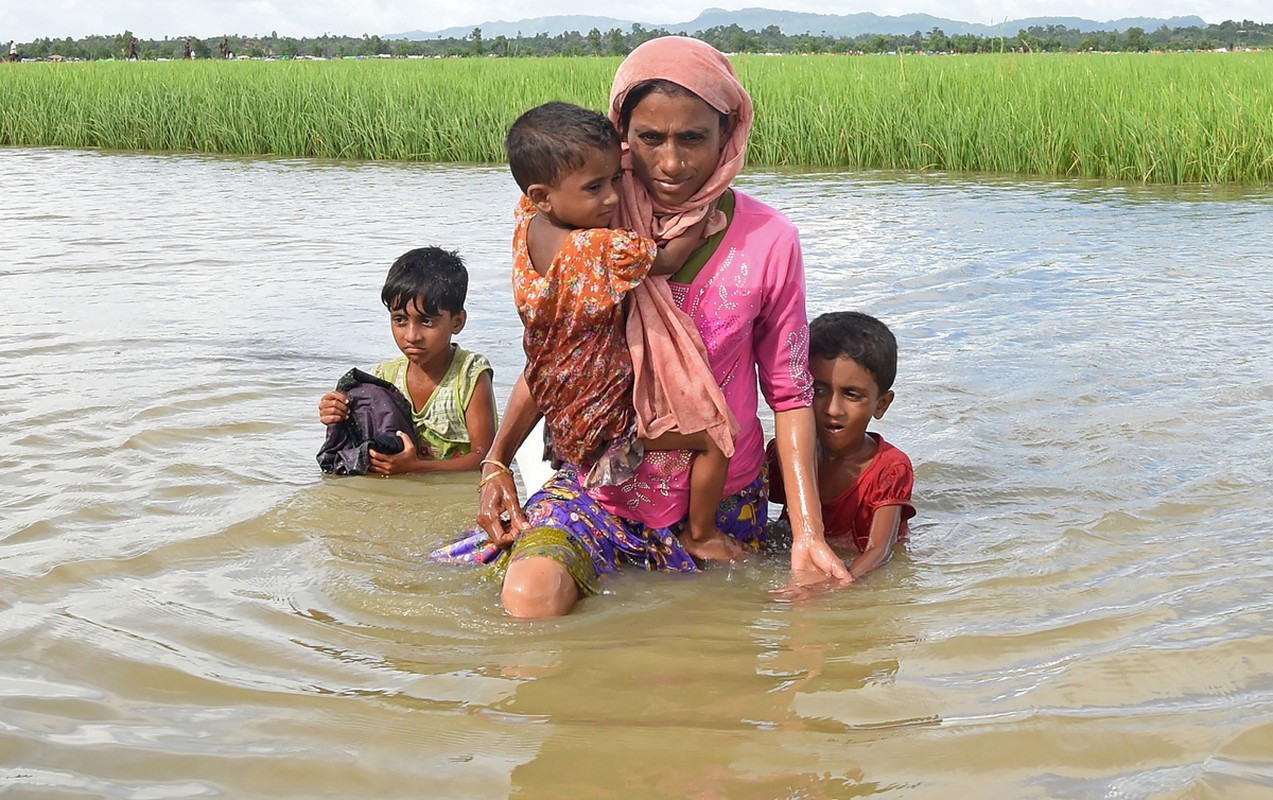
2, 147, 1272, 798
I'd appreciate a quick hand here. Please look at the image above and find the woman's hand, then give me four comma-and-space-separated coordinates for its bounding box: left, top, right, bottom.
476, 470, 530, 548
318, 391, 349, 424
788, 537, 853, 587
770, 571, 852, 603
474, 374, 542, 547
773, 407, 851, 584
368, 431, 421, 476
774, 537, 853, 601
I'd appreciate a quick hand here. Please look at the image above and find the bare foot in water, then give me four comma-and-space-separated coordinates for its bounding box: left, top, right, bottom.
681, 529, 747, 563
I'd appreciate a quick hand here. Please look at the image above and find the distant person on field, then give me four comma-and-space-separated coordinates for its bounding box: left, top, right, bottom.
128, 37, 138, 60
219, 37, 229, 59
317, 247, 497, 475
768, 311, 916, 581
183, 38, 192, 60
7, 41, 17, 62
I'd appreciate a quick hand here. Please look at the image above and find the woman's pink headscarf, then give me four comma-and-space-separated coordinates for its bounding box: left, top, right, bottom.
608, 36, 754, 242
605, 37, 751, 461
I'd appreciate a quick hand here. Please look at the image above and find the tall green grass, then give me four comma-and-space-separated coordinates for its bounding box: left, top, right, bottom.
1, 53, 1270, 183
743, 52, 1273, 183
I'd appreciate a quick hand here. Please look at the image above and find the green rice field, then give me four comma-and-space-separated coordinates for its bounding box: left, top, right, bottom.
2, 53, 1270, 183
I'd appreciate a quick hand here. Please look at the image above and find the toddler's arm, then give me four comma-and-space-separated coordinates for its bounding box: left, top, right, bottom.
650, 219, 709, 276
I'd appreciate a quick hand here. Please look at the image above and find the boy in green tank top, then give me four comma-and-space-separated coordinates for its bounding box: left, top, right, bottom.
317, 247, 496, 475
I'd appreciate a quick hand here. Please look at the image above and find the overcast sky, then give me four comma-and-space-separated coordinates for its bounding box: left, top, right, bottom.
1, 1, 1266, 42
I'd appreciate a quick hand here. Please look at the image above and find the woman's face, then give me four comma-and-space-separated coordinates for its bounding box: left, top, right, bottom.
624, 90, 728, 207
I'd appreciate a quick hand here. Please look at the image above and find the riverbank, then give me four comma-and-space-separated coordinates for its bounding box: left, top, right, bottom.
3, 52, 1270, 182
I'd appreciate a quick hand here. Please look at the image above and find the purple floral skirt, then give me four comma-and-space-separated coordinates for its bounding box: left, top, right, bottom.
429, 468, 767, 595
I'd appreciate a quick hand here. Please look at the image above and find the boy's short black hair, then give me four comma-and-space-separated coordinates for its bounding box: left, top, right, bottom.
809, 311, 898, 394
380, 246, 467, 316
504, 101, 619, 193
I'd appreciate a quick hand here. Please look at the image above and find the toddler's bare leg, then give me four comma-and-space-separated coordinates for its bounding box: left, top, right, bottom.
643, 431, 744, 562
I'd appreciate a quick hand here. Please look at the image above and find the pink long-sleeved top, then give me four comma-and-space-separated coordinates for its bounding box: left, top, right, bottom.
589, 190, 815, 527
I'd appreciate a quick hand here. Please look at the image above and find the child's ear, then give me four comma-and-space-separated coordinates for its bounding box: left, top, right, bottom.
450, 310, 467, 335
873, 390, 894, 420
526, 184, 552, 213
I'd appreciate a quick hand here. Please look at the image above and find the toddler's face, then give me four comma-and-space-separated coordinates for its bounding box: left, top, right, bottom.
541, 144, 622, 230
810, 355, 893, 457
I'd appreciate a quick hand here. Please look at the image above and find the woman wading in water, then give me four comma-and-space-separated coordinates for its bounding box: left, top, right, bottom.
471, 37, 849, 616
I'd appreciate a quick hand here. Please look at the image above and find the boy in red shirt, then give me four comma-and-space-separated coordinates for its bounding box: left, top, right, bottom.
768, 311, 915, 581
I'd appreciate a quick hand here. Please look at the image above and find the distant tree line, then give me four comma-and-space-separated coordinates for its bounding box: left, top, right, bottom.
7, 19, 1271, 61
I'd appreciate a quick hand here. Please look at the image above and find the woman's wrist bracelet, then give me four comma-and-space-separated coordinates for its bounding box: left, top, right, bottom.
477, 469, 512, 492
478, 458, 513, 492
480, 457, 512, 476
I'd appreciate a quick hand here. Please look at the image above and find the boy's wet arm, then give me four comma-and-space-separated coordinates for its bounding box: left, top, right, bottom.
847, 506, 902, 581
409, 375, 498, 475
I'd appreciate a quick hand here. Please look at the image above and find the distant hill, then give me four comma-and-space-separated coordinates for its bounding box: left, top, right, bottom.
387, 8, 1210, 40
391, 15, 634, 40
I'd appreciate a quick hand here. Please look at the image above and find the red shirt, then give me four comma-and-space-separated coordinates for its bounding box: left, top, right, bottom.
767, 433, 915, 551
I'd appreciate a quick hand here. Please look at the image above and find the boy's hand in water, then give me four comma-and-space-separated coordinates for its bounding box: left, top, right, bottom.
318, 391, 349, 424
368, 431, 421, 476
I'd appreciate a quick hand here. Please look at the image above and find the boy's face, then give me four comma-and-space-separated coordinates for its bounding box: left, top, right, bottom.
809, 355, 894, 457
389, 296, 465, 373
531, 144, 622, 230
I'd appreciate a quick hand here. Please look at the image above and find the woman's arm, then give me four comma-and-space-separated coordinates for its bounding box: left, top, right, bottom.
773, 407, 852, 583
475, 373, 542, 546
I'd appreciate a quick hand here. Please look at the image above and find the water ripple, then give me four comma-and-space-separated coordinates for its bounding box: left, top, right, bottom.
2, 148, 1272, 797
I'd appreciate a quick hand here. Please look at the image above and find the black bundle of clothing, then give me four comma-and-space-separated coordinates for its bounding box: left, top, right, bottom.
316, 368, 418, 475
